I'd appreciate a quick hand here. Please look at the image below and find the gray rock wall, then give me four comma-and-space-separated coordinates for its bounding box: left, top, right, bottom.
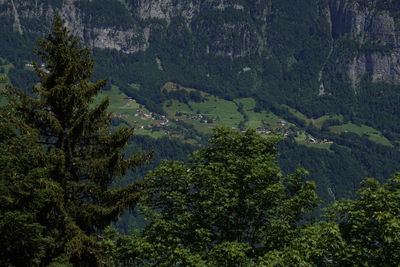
329, 0, 400, 86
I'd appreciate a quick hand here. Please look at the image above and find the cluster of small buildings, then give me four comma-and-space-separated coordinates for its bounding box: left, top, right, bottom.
306, 136, 333, 144
119, 97, 335, 146
256, 128, 272, 135
277, 120, 286, 127
132, 110, 170, 129
111, 113, 127, 119
134, 109, 153, 120
255, 120, 289, 136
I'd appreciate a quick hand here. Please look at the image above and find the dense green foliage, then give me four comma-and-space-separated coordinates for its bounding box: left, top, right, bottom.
325, 175, 400, 266
2, 1, 400, 132
104, 128, 320, 265
0, 105, 59, 266
0, 15, 149, 265
264, 173, 400, 266
80, 0, 400, 204
1, 3, 400, 264
2, 1, 400, 204
8, 68, 38, 94
278, 132, 400, 202
100, 128, 400, 266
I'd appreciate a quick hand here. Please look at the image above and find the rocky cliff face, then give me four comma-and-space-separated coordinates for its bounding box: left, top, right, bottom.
129, 0, 248, 22
63, 0, 149, 53
0, 0, 148, 53
1, 0, 400, 86
126, 0, 261, 58
329, 0, 400, 86
0, 0, 263, 57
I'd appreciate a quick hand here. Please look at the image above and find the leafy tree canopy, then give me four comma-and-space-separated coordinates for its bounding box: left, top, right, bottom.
326, 174, 400, 266
108, 128, 319, 266
263, 173, 400, 266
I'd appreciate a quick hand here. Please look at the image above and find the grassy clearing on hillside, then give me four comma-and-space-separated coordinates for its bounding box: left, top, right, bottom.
330, 123, 392, 147
283, 105, 309, 124
283, 103, 390, 146
295, 132, 332, 150
93, 85, 162, 130
283, 104, 343, 129
192, 96, 243, 127
163, 100, 186, 117
246, 111, 269, 128
164, 96, 244, 130
161, 82, 205, 95
164, 95, 290, 134
234, 98, 282, 128
311, 115, 343, 129
235, 98, 256, 110
264, 112, 284, 126
94, 85, 140, 112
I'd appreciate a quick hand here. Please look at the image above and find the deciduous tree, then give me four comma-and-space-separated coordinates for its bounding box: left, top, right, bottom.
326, 174, 400, 266
114, 128, 319, 266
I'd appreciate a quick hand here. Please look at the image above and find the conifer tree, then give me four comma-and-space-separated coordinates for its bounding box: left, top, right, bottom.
3, 15, 149, 265
0, 103, 60, 266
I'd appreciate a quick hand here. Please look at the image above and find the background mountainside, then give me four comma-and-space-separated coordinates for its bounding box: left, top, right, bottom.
2, 0, 400, 205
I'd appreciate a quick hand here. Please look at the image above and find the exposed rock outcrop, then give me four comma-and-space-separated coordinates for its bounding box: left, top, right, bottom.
60, 0, 148, 53
329, 0, 400, 86
0, 0, 149, 54
11, 0, 23, 34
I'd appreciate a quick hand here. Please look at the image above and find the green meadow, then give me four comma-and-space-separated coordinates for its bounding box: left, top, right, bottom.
92, 83, 392, 147
283, 104, 391, 147
235, 98, 283, 128
94, 85, 140, 113
283, 104, 343, 129
330, 123, 392, 147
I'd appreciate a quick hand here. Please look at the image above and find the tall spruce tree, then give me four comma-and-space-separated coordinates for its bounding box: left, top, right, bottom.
3, 15, 149, 265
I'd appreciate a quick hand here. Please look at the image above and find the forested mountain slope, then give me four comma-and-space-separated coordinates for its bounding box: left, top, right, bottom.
2, 0, 400, 202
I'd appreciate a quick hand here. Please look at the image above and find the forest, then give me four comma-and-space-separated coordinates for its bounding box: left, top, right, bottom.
1, 15, 400, 266
2, 0, 400, 208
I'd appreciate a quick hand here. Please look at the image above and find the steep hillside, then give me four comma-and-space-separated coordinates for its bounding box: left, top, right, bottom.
2, 0, 400, 115
2, 0, 400, 201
